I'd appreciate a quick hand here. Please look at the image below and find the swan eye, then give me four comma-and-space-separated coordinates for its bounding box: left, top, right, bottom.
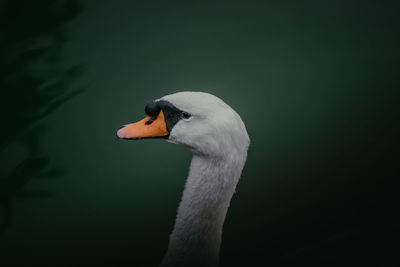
182, 112, 191, 119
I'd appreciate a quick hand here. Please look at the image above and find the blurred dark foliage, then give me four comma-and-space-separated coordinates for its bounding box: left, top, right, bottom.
0, 0, 83, 235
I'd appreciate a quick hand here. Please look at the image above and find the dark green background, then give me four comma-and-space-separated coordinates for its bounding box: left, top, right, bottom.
1, 0, 399, 266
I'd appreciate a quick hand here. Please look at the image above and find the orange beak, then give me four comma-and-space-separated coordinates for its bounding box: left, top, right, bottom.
117, 110, 168, 139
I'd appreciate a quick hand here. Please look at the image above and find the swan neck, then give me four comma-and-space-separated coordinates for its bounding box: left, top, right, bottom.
161, 152, 246, 267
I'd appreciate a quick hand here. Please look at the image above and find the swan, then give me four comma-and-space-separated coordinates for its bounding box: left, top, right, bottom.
117, 91, 250, 267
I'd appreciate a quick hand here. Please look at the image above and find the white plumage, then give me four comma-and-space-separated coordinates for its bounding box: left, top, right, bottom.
157, 92, 250, 267
118, 91, 249, 266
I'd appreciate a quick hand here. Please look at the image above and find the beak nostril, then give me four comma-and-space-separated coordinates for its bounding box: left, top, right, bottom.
145, 118, 155, 125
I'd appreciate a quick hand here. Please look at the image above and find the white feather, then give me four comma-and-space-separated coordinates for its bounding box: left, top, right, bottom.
158, 92, 250, 267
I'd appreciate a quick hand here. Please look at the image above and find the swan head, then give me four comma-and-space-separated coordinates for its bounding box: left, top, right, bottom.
117, 91, 250, 157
